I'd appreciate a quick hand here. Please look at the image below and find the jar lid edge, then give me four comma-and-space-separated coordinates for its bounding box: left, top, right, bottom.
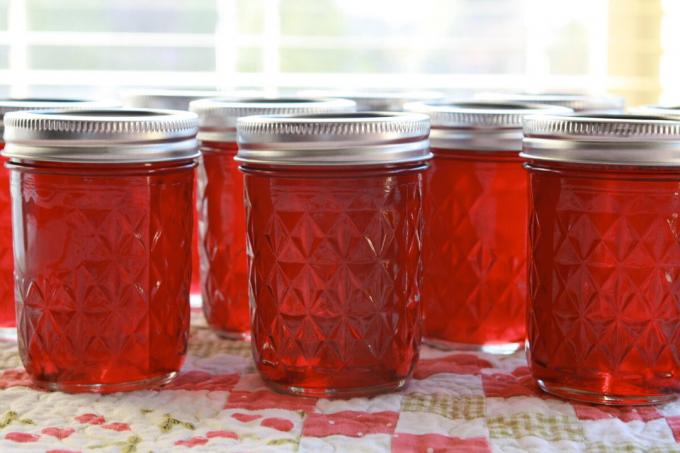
2, 109, 199, 163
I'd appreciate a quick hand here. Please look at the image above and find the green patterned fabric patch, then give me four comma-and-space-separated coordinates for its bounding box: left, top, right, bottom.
487, 413, 584, 441
401, 393, 485, 420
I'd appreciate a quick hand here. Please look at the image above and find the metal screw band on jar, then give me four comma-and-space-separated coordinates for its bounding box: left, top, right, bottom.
630, 105, 680, 118
0, 98, 120, 131
236, 112, 432, 167
121, 89, 264, 111
521, 114, 680, 166
190, 97, 357, 143
298, 90, 444, 112
2, 109, 199, 164
403, 100, 571, 151
476, 92, 625, 113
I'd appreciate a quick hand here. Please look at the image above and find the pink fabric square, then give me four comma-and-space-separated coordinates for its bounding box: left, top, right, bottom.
162, 371, 240, 391
666, 416, 680, 443
302, 411, 399, 438
482, 372, 537, 398
574, 404, 663, 422
391, 433, 491, 452
226, 390, 317, 412
414, 354, 493, 379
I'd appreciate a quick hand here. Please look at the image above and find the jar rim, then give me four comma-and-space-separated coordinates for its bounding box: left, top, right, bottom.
404, 100, 571, 152
0, 98, 120, 131
190, 97, 357, 142
2, 108, 199, 164
236, 111, 432, 166
296, 89, 444, 111
630, 104, 680, 118
475, 92, 625, 113
521, 113, 680, 166
122, 88, 264, 110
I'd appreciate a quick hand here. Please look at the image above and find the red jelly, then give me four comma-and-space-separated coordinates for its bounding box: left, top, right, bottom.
522, 114, 680, 405
3, 109, 199, 393
0, 98, 117, 340
237, 112, 431, 397
189, 98, 355, 339
404, 101, 570, 354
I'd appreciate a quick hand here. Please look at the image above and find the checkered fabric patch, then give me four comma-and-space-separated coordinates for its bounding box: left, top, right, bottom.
0, 311, 678, 452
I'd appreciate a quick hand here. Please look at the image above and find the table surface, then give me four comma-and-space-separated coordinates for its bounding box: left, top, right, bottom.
0, 311, 679, 452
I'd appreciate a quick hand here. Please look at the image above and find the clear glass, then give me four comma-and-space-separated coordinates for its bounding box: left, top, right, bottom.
198, 141, 249, 338
243, 163, 425, 398
10, 159, 194, 393
526, 161, 680, 405
422, 149, 527, 354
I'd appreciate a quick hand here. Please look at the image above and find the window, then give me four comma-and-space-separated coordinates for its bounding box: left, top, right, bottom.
0, 0, 9, 77
0, 0, 668, 104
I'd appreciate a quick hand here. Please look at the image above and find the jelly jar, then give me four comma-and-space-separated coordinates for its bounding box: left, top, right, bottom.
189, 98, 355, 339
236, 112, 431, 397
522, 114, 680, 405
0, 98, 116, 340
2, 108, 199, 393
404, 101, 571, 354
476, 92, 625, 114
123, 89, 261, 306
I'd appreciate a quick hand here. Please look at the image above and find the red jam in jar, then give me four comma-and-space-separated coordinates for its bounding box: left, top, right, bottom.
237, 112, 431, 397
189, 98, 355, 339
404, 101, 571, 354
523, 114, 680, 405
3, 109, 199, 393
0, 98, 118, 340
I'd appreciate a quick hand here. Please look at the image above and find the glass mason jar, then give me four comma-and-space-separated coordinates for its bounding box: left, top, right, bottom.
236, 112, 432, 397
476, 92, 625, 114
188, 98, 356, 339
522, 114, 680, 405
404, 101, 571, 354
297, 90, 443, 111
0, 98, 117, 340
122, 89, 262, 307
2, 108, 199, 393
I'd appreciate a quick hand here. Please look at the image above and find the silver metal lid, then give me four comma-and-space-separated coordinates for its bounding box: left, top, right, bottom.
0, 98, 119, 132
476, 92, 625, 113
403, 100, 571, 151
521, 114, 680, 166
190, 97, 357, 142
122, 89, 264, 111
630, 105, 680, 118
236, 112, 432, 167
298, 90, 443, 112
2, 109, 199, 164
